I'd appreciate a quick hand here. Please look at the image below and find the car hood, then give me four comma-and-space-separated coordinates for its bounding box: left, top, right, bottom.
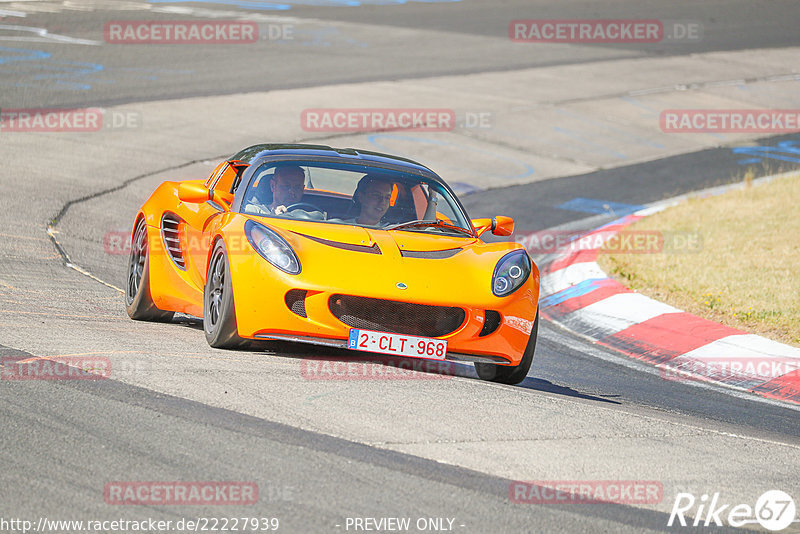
240, 217, 532, 306
269, 218, 479, 253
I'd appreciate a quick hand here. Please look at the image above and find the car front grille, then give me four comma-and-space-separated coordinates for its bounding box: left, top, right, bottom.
329, 294, 465, 338
479, 310, 501, 337
285, 289, 308, 318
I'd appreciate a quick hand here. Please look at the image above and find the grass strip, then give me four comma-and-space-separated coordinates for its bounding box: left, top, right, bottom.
597, 172, 800, 347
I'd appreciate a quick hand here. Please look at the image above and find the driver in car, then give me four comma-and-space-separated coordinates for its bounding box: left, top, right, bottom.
247, 165, 306, 215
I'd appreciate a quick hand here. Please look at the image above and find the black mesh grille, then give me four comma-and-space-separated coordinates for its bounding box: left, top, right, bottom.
479, 310, 501, 337
161, 213, 185, 270
400, 248, 461, 259
329, 295, 465, 337
285, 289, 307, 318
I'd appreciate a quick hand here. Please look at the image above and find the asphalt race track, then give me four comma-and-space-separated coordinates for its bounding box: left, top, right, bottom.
1, 1, 799, 533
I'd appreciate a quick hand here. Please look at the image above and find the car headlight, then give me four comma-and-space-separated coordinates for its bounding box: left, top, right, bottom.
244, 219, 301, 275
492, 250, 531, 297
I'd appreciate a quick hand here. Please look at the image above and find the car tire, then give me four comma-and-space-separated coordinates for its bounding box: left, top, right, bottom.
474, 311, 538, 385
204, 240, 250, 349
126, 217, 175, 322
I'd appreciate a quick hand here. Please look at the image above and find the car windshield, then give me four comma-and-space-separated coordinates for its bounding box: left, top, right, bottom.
240, 160, 473, 236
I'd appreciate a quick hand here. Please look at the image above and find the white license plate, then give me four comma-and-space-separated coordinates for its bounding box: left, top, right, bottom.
348, 329, 447, 360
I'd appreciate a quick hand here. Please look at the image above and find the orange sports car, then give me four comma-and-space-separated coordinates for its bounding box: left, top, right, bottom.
126, 144, 539, 384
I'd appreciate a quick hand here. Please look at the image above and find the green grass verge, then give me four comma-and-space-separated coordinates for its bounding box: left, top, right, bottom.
597, 172, 800, 347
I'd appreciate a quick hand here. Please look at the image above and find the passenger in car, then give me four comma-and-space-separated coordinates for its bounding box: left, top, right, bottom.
246, 165, 306, 215
346, 175, 394, 226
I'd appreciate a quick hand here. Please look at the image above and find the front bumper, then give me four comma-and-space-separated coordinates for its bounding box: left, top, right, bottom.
227, 228, 540, 366
252, 333, 512, 364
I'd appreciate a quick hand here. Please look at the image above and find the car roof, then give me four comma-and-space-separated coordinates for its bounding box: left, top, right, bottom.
231, 144, 437, 176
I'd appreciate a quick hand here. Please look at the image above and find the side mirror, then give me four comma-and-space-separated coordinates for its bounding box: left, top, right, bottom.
178, 182, 211, 204
491, 216, 514, 236
178, 182, 233, 209
472, 216, 515, 237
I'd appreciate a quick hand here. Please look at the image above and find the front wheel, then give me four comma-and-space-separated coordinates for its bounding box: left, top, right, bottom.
204, 240, 249, 349
475, 311, 538, 385
125, 217, 174, 322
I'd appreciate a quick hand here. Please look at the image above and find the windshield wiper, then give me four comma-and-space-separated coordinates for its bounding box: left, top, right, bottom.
385, 219, 475, 237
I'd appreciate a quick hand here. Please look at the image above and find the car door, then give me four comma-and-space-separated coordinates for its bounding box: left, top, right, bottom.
180, 161, 247, 290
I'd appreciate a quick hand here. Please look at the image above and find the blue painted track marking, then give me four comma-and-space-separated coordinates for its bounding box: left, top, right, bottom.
291, 26, 368, 47
0, 45, 195, 91
540, 278, 607, 308
0, 46, 106, 90
0, 46, 50, 65
732, 139, 800, 165
557, 198, 645, 216
31, 60, 105, 90
620, 96, 657, 115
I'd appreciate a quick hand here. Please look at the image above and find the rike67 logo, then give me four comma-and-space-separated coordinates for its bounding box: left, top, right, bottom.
669, 490, 797, 531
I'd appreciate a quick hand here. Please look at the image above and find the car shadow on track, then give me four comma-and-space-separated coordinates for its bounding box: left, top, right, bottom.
280, 345, 478, 381
518, 377, 622, 404
174, 315, 620, 403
